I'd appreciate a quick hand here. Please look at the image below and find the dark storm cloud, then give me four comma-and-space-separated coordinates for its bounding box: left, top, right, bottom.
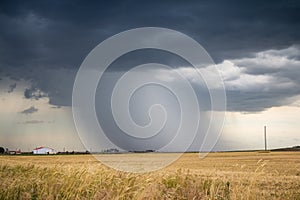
24, 87, 47, 100
20, 106, 38, 115
0, 0, 300, 111
1, 0, 299, 69
7, 83, 16, 93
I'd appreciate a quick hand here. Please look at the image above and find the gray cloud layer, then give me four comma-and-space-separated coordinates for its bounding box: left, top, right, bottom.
1, 0, 299, 68
209, 46, 300, 111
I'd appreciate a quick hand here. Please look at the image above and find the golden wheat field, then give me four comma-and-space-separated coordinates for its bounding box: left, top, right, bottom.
0, 152, 300, 200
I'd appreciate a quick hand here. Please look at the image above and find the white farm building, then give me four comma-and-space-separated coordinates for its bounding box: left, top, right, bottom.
33, 147, 56, 154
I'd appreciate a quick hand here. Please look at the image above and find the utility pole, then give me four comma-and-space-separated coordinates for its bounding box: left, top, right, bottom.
264, 125, 267, 151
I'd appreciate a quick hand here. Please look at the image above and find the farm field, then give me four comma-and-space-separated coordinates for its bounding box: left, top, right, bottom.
0, 152, 300, 199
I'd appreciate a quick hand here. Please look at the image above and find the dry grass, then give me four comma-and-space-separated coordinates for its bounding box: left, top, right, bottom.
0, 152, 300, 199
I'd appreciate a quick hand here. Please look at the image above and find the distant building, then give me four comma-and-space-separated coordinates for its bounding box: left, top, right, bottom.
9, 149, 21, 155
103, 148, 119, 153
33, 147, 56, 154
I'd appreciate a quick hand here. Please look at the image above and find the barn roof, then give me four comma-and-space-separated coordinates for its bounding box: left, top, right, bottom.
33, 146, 54, 150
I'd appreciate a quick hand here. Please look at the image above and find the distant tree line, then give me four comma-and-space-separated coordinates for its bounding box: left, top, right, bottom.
0, 147, 5, 154
56, 150, 91, 155
103, 148, 119, 153
0, 147, 9, 154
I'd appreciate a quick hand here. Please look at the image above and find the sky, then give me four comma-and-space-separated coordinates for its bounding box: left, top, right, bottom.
0, 0, 300, 152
